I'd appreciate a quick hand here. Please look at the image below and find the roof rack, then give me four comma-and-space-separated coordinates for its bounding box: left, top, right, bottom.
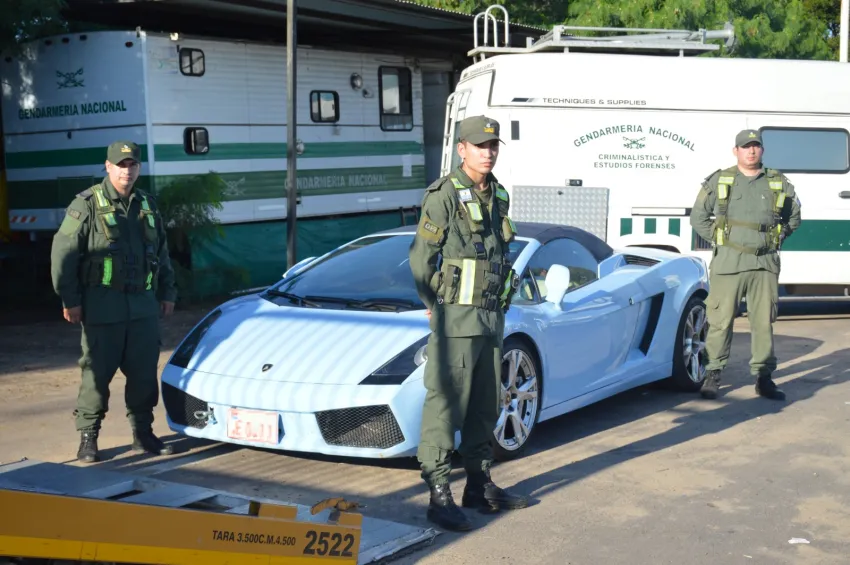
469, 5, 736, 62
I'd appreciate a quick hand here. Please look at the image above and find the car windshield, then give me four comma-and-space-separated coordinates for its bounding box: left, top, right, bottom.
266, 234, 528, 311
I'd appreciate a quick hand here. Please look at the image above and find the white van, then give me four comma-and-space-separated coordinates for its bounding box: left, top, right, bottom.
442, 7, 850, 301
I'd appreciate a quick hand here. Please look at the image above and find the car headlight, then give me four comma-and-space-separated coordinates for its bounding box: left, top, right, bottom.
169, 308, 223, 368
359, 335, 430, 385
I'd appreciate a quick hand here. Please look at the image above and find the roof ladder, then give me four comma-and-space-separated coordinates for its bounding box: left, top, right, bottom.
472, 5, 511, 63
469, 6, 736, 60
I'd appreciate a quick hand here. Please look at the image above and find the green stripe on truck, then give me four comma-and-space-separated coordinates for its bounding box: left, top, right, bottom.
4, 141, 424, 169
7, 166, 426, 209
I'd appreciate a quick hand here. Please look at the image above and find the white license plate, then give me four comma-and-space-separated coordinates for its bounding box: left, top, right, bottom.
226, 408, 279, 445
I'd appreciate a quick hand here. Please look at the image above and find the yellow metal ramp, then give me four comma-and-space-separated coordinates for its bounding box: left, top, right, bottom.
0, 460, 437, 564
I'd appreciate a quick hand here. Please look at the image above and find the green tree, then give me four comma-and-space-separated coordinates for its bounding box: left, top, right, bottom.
154, 172, 237, 301
560, 0, 834, 60
415, 1, 566, 28
1, 0, 68, 55
416, 0, 837, 60
803, 0, 840, 58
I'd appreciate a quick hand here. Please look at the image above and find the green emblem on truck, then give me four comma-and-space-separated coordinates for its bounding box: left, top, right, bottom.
57, 68, 84, 89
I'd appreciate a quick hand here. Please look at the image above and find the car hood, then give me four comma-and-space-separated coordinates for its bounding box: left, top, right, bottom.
180, 295, 431, 385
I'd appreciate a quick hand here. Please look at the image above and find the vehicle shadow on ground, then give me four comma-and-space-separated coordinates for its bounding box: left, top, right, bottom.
509, 344, 849, 505
515, 329, 823, 464
401, 336, 849, 560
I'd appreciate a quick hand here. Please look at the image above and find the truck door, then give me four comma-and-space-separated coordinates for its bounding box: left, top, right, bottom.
440, 89, 471, 177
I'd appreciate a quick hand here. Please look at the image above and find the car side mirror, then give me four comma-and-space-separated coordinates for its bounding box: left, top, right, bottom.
544, 264, 571, 306
282, 256, 317, 279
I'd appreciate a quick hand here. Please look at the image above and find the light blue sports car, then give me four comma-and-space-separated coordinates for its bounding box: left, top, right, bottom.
161, 222, 709, 461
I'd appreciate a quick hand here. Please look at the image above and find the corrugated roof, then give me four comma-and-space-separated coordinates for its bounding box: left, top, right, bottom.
61, 0, 545, 53
387, 0, 547, 32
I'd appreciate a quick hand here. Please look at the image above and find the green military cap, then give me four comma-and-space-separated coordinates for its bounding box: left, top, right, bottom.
735, 129, 762, 147
107, 140, 141, 164
457, 115, 504, 145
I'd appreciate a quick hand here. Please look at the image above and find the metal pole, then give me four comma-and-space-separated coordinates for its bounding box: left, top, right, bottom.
286, 0, 298, 267
841, 0, 849, 62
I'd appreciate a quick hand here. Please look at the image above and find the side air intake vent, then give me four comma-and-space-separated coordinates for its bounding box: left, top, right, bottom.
638, 293, 665, 354
624, 254, 660, 267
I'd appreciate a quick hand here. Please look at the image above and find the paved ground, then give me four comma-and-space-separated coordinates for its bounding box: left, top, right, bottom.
2, 300, 849, 564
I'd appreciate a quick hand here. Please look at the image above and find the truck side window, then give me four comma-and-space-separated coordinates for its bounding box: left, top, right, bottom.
379, 66, 413, 131
184, 127, 209, 155
760, 127, 849, 173
310, 91, 339, 123
179, 48, 205, 77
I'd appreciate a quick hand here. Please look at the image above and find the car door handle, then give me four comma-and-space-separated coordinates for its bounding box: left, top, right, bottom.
840, 191, 850, 199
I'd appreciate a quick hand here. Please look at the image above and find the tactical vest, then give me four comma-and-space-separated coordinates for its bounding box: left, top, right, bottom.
83, 184, 161, 292
436, 176, 520, 312
713, 166, 789, 256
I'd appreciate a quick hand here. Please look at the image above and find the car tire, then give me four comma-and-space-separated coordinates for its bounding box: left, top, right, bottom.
666, 294, 709, 392
492, 337, 542, 462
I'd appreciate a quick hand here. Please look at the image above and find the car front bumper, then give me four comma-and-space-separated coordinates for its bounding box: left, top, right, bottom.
160, 364, 426, 459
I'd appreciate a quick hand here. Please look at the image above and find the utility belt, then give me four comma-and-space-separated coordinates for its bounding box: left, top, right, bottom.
716, 218, 785, 256
718, 241, 777, 257
436, 258, 519, 312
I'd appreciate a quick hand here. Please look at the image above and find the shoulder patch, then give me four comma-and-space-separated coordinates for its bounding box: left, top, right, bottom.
67, 208, 81, 220
416, 214, 445, 245
58, 214, 82, 236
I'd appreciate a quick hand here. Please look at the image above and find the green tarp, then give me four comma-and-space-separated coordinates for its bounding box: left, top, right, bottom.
186, 210, 418, 299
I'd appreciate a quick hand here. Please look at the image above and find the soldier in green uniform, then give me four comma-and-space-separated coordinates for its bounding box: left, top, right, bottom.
408, 116, 528, 532
689, 129, 801, 401
51, 140, 178, 463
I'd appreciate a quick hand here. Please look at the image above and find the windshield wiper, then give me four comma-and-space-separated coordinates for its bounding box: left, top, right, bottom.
266, 290, 322, 308
272, 293, 419, 312
303, 295, 354, 305
347, 298, 420, 312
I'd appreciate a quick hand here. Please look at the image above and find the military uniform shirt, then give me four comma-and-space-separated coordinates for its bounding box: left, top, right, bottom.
690, 167, 802, 276
51, 177, 178, 325
409, 166, 509, 338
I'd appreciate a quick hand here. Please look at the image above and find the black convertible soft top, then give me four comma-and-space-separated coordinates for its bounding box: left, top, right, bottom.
377, 221, 615, 263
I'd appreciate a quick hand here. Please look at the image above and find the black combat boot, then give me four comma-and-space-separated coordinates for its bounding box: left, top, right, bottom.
77, 429, 100, 463
462, 470, 529, 511
756, 374, 786, 401
700, 370, 722, 399
131, 428, 174, 456
426, 483, 473, 532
